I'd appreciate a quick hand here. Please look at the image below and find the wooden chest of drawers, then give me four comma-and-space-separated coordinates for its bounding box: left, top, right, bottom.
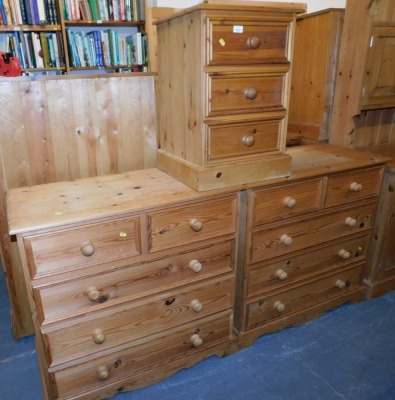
155, 2, 306, 191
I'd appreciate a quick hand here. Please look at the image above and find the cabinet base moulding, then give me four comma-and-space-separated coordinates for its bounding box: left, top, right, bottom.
364, 275, 395, 299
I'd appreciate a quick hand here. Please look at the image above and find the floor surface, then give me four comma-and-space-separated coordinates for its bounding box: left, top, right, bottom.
1, 267, 394, 400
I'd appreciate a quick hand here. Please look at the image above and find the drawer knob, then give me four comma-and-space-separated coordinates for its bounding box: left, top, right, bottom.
81, 243, 95, 257
350, 182, 363, 192
338, 249, 351, 259
87, 287, 100, 301
92, 328, 106, 344
189, 259, 202, 273
274, 301, 285, 312
335, 279, 346, 289
244, 87, 258, 100
247, 36, 261, 49
190, 218, 203, 232
97, 366, 109, 381
242, 134, 255, 147
275, 269, 288, 280
191, 299, 203, 313
280, 234, 293, 246
190, 333, 203, 347
283, 196, 296, 208
345, 217, 357, 227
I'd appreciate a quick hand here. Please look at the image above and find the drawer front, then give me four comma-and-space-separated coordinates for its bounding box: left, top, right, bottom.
325, 167, 382, 208
148, 196, 237, 253
35, 240, 235, 325
207, 119, 281, 161
247, 234, 370, 298
249, 203, 374, 264
52, 313, 233, 399
208, 19, 290, 65
246, 265, 362, 330
208, 73, 285, 117
251, 179, 322, 225
25, 218, 141, 279
43, 277, 233, 366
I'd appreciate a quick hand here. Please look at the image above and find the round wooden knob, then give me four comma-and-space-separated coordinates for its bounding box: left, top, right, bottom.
283, 196, 296, 208
190, 333, 203, 347
97, 366, 109, 381
335, 279, 346, 289
242, 135, 255, 147
274, 301, 285, 312
350, 182, 363, 192
190, 218, 203, 232
189, 259, 202, 273
92, 328, 106, 344
87, 287, 100, 301
190, 299, 203, 313
246, 36, 261, 49
244, 87, 258, 100
345, 217, 357, 227
338, 249, 351, 259
280, 234, 293, 246
81, 243, 95, 257
275, 269, 288, 280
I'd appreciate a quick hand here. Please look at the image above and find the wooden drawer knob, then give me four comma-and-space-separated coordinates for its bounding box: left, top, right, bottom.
275, 269, 288, 280
92, 328, 106, 344
242, 135, 255, 147
246, 36, 261, 49
350, 182, 363, 192
335, 279, 346, 289
81, 243, 95, 257
274, 301, 285, 312
190, 333, 203, 347
191, 299, 203, 313
244, 87, 258, 100
345, 217, 357, 227
338, 249, 351, 259
97, 366, 109, 381
189, 259, 202, 273
283, 196, 296, 208
190, 218, 203, 232
87, 287, 100, 301
280, 234, 293, 246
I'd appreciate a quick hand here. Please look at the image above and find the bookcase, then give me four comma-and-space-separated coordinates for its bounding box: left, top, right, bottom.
0, 0, 148, 75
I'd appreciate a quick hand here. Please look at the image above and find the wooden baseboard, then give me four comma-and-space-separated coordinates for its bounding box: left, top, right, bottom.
364, 275, 395, 299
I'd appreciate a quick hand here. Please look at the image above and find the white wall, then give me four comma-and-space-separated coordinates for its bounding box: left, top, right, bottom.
149, 0, 347, 13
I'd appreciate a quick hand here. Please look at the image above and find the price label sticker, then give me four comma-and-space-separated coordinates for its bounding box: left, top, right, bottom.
219, 38, 226, 47
233, 25, 244, 33
119, 232, 127, 238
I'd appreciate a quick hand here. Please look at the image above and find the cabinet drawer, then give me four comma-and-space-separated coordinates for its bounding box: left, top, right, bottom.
246, 265, 361, 330
208, 19, 289, 65
207, 119, 281, 161
251, 179, 322, 225
208, 73, 285, 117
325, 167, 382, 208
148, 196, 237, 253
250, 203, 374, 264
43, 277, 233, 366
24, 218, 141, 279
35, 240, 235, 325
51, 313, 233, 399
247, 234, 370, 298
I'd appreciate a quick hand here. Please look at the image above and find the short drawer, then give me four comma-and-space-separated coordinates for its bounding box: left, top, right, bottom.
246, 265, 362, 330
247, 234, 370, 298
42, 277, 234, 367
148, 196, 237, 253
208, 18, 290, 65
207, 73, 285, 117
24, 217, 141, 279
251, 179, 322, 225
325, 167, 382, 208
207, 119, 281, 161
35, 240, 235, 325
51, 312, 233, 399
249, 203, 374, 264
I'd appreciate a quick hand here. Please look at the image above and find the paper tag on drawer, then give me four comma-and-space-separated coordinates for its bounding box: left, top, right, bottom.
233, 25, 244, 33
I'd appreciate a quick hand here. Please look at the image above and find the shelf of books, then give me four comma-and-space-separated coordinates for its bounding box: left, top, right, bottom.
0, 0, 148, 75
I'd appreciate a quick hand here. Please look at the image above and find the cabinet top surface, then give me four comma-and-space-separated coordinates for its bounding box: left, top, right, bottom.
7, 144, 389, 235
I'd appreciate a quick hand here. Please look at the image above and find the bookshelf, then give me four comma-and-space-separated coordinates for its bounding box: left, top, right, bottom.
0, 0, 148, 75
